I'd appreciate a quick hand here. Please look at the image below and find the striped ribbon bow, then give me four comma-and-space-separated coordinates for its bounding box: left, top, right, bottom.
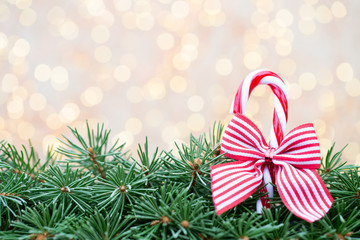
211, 114, 333, 223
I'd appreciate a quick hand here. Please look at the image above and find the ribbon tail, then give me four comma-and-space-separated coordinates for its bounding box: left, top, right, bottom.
275, 162, 333, 223
211, 161, 263, 215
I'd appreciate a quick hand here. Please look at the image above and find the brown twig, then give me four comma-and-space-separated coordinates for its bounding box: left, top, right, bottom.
12, 169, 45, 183
188, 158, 202, 192
87, 147, 106, 179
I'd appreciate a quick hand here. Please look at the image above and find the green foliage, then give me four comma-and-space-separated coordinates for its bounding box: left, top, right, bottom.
30, 164, 94, 212
56, 122, 127, 178
0, 121, 359, 239
71, 210, 133, 240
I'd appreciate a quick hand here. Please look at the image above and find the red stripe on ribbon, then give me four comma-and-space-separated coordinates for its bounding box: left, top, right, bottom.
212, 114, 333, 223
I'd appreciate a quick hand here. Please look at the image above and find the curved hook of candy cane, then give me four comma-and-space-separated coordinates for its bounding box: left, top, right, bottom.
229, 69, 289, 213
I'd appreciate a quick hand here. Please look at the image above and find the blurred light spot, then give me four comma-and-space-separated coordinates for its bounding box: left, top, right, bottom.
114, 65, 131, 82
187, 95, 204, 112
59, 103, 80, 123
29, 93, 47, 111
157, 32, 175, 50
19, 8, 37, 26
187, 113, 205, 132
357, 121, 360, 134
256, 22, 271, 39
298, 72, 316, 91
304, 0, 318, 5
275, 9, 293, 27
216, 58, 233, 76
344, 142, 359, 161
122, 12, 137, 29
319, 138, 331, 155
34, 64, 52, 82
59, 20, 79, 40
47, 6, 66, 25
244, 30, 260, 45
46, 114, 62, 130
0, 4, 10, 23
144, 78, 166, 100
116, 131, 134, 147
170, 76, 187, 93
0, 32, 8, 51
275, 40, 292, 56
252, 85, 266, 97
315, 5, 332, 24
86, 0, 106, 16
12, 38, 30, 57
42, 135, 59, 154
2, 74, 18, 92
299, 4, 315, 20
180, 44, 198, 62
204, 0, 221, 15
7, 96, 24, 119
114, 0, 132, 11
313, 119, 326, 136
94, 45, 112, 63
317, 69, 333, 86
161, 125, 179, 142
251, 11, 268, 26
318, 91, 335, 112
145, 109, 164, 127
345, 78, 360, 97
81, 87, 103, 107
126, 86, 143, 103
298, 19, 316, 34
125, 117, 143, 134
182, 33, 199, 47
51, 66, 69, 91
133, 0, 151, 13
172, 54, 190, 71
13, 86, 28, 100
331, 1, 346, 18
17, 121, 35, 140
245, 99, 259, 117
288, 83, 302, 100
212, 95, 230, 114
278, 58, 296, 76
15, 0, 32, 9
0, 117, 4, 130
91, 25, 110, 43
336, 62, 353, 82
244, 51, 262, 70
171, 0, 189, 18
136, 12, 154, 31
256, 0, 274, 13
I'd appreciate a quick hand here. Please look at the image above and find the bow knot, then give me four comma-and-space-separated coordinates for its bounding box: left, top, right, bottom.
264, 148, 275, 163
210, 113, 333, 223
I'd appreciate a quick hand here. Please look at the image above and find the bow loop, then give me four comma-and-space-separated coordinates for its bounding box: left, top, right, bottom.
220, 114, 268, 162
274, 123, 321, 169
211, 113, 333, 223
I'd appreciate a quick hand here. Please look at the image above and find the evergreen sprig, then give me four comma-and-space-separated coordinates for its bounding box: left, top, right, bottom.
30, 164, 94, 212
0, 121, 359, 239
56, 122, 127, 179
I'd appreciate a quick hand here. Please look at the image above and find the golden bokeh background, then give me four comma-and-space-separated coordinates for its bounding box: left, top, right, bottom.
0, 0, 359, 164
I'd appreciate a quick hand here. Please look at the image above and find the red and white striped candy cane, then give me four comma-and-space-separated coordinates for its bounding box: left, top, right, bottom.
229, 69, 289, 212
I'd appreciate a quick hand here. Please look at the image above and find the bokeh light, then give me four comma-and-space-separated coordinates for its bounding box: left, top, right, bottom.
0, 1, 359, 164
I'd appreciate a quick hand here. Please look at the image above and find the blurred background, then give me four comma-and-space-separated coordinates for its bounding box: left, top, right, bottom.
0, 0, 359, 164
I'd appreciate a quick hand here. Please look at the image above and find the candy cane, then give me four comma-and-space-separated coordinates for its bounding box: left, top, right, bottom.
229, 69, 289, 212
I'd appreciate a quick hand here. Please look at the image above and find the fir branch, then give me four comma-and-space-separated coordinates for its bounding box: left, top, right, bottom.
56, 121, 128, 178
8, 203, 77, 239
71, 210, 134, 240
30, 164, 94, 212
93, 163, 154, 218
